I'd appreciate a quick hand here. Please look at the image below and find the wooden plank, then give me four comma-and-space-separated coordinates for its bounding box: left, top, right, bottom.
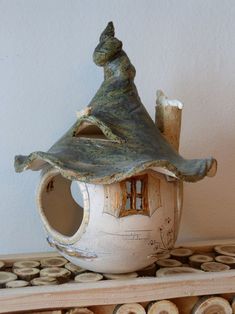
0, 270, 235, 313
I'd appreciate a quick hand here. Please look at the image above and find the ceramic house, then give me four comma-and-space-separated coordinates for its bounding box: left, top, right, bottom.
15, 22, 217, 273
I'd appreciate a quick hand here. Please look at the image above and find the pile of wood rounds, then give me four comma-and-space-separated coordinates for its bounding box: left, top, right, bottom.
0, 244, 235, 289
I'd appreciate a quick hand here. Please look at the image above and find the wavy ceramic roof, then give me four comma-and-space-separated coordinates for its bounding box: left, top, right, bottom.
14, 22, 217, 184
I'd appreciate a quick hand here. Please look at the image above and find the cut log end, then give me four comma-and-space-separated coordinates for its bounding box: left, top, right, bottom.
189, 254, 214, 269
31, 276, 58, 286
147, 300, 179, 314
201, 261, 230, 272
0, 271, 17, 287
103, 272, 138, 280
170, 248, 194, 263
192, 296, 232, 314
13, 260, 40, 269
215, 255, 235, 268
6, 280, 29, 288
74, 272, 103, 283
113, 303, 146, 314
65, 262, 87, 275
214, 245, 235, 257
40, 267, 71, 283
156, 258, 182, 268
40, 257, 68, 268
13, 267, 40, 281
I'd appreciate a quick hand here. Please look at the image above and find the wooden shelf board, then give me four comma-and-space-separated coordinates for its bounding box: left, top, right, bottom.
0, 271, 235, 313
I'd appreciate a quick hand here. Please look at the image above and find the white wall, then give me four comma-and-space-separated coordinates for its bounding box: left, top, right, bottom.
0, 0, 234, 254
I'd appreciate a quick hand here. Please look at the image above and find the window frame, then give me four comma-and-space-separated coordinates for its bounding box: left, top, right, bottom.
119, 174, 149, 217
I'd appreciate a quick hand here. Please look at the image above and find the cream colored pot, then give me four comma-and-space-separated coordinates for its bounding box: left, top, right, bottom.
37, 167, 183, 273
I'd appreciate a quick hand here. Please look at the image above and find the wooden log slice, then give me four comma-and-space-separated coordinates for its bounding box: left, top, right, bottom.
170, 248, 194, 263
155, 252, 171, 260
113, 303, 146, 314
40, 257, 68, 268
189, 254, 214, 269
40, 267, 71, 283
13, 267, 39, 281
74, 272, 103, 283
191, 296, 232, 314
156, 266, 203, 277
156, 258, 182, 268
0, 261, 5, 270
5, 280, 29, 288
201, 261, 230, 272
13, 260, 40, 269
214, 245, 235, 257
65, 262, 87, 275
215, 255, 235, 268
103, 272, 138, 280
66, 308, 94, 314
137, 263, 157, 277
0, 271, 17, 288
31, 276, 58, 286
147, 300, 179, 313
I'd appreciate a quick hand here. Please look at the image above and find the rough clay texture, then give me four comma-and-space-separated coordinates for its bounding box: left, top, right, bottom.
14, 22, 216, 184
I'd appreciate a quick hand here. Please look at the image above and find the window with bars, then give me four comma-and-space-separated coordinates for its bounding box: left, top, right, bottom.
120, 174, 149, 217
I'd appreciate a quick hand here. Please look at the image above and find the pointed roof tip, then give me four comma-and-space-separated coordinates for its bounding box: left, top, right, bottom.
99, 21, 115, 42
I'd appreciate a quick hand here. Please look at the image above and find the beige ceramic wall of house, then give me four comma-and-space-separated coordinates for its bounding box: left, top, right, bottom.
0, 0, 234, 253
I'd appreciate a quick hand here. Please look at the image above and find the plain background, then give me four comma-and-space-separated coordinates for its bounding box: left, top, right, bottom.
0, 0, 234, 254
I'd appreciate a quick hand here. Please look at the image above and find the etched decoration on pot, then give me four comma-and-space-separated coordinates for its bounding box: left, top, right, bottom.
14, 22, 217, 273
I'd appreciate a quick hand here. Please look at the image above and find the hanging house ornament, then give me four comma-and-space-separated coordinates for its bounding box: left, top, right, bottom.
14, 22, 217, 273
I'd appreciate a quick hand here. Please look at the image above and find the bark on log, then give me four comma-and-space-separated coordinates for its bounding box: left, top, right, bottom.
191, 296, 232, 313
147, 300, 179, 313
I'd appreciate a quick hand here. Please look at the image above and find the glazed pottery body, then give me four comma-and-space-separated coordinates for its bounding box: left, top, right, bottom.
37, 167, 183, 273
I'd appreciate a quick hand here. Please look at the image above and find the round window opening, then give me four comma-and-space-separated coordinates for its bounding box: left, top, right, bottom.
39, 173, 85, 239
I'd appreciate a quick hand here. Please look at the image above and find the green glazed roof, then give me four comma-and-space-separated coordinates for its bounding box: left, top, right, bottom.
14, 22, 216, 184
